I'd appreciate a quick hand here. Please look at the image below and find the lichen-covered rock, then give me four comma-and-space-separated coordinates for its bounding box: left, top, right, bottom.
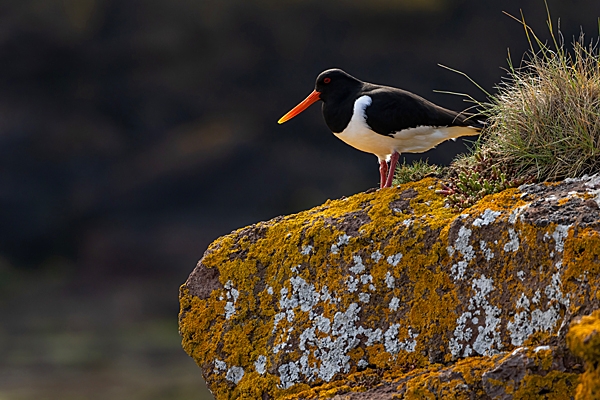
179, 175, 600, 399
567, 310, 600, 399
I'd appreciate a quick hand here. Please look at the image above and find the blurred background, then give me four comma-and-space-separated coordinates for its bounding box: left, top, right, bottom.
0, 0, 599, 399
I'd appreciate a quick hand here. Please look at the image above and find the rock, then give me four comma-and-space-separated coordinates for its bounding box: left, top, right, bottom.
179, 175, 600, 399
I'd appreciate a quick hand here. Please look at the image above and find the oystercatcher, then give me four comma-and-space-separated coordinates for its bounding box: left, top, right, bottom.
278, 68, 482, 188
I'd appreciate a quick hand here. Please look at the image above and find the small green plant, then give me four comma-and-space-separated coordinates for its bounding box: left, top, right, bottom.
437, 148, 533, 210
434, 5, 600, 209
392, 159, 441, 186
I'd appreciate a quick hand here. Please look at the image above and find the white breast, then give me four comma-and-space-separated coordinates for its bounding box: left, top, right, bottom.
334, 95, 479, 161
335, 95, 399, 161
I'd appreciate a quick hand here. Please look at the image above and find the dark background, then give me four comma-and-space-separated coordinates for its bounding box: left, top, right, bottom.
0, 0, 598, 399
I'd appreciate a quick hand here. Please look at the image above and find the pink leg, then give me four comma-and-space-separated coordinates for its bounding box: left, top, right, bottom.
385, 152, 400, 188
379, 159, 388, 189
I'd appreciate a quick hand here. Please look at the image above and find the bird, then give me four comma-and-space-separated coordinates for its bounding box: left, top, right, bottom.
278, 68, 483, 188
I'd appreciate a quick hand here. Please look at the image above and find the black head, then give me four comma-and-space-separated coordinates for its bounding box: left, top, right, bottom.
278, 68, 363, 125
315, 69, 363, 103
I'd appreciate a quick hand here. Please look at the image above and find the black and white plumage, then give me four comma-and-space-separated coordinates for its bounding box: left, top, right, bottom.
278, 68, 482, 188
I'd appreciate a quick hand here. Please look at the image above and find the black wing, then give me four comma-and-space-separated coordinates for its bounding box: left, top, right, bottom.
364, 85, 478, 136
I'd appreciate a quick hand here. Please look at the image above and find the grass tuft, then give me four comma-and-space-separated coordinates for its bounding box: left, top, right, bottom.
483, 29, 600, 181
392, 159, 441, 186
430, 6, 600, 209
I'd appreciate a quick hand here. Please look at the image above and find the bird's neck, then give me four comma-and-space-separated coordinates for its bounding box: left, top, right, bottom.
322, 97, 356, 133
321, 85, 363, 133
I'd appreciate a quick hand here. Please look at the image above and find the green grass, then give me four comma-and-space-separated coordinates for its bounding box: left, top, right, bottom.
392, 159, 441, 186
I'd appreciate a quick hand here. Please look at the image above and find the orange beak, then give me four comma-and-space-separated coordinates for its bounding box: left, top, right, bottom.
278, 90, 321, 124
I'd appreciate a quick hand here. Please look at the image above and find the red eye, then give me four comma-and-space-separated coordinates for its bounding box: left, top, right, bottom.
324, 77, 331, 84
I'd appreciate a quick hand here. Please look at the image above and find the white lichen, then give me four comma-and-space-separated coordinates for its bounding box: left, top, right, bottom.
386, 253, 403, 267
470, 275, 503, 356
584, 175, 600, 206
480, 240, 494, 261
384, 324, 418, 354
371, 251, 383, 262
384, 324, 401, 354
359, 327, 383, 346
290, 276, 320, 312
278, 362, 300, 389
255, 355, 267, 375
272, 312, 285, 334
331, 234, 350, 254
301, 245, 313, 255
315, 315, 331, 333
225, 366, 244, 384
552, 225, 571, 253
214, 359, 227, 374
268, 244, 426, 388
450, 275, 502, 357
389, 297, 400, 311
350, 255, 365, 274
224, 280, 239, 320
224, 302, 236, 320
507, 264, 570, 346
447, 245, 455, 257
346, 276, 359, 293
508, 205, 528, 225
286, 309, 295, 322
320, 286, 332, 302
473, 209, 501, 227
385, 272, 395, 289
583, 173, 600, 187
516, 293, 530, 309
503, 228, 520, 252
449, 311, 473, 358
449, 226, 474, 280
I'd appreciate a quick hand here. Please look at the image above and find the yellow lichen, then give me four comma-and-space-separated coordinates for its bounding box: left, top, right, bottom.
399, 356, 500, 399
567, 310, 600, 399
511, 370, 579, 399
